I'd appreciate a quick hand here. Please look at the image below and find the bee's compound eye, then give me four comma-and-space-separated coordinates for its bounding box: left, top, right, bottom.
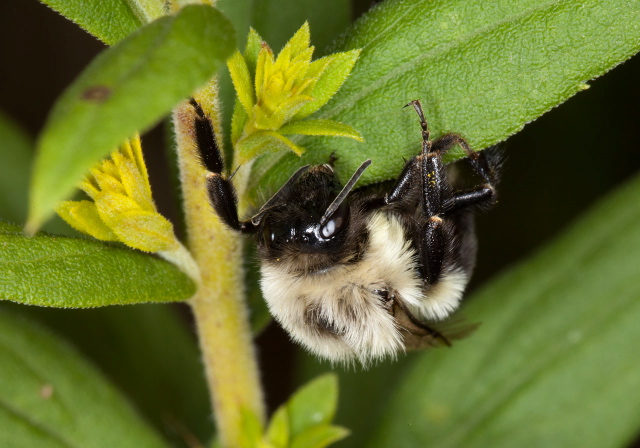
260, 221, 270, 243
262, 222, 278, 244
263, 220, 291, 245
320, 203, 349, 239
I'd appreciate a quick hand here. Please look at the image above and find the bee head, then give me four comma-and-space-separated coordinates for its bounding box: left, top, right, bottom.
254, 162, 371, 274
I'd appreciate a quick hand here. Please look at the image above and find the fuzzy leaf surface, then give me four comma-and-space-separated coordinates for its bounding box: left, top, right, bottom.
367, 174, 640, 447
37, 0, 144, 45
248, 0, 640, 203
0, 308, 169, 448
10, 302, 212, 448
28, 5, 235, 231
279, 119, 363, 140
0, 222, 195, 307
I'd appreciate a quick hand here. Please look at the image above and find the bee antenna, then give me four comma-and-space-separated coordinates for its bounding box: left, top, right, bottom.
320, 159, 372, 225
228, 164, 241, 181
251, 165, 311, 225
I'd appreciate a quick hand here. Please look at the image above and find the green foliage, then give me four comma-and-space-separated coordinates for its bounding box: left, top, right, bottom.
38, 0, 144, 44
217, 0, 352, 156
3, 0, 640, 447
0, 111, 31, 224
239, 374, 349, 448
248, 0, 640, 204
245, 243, 272, 334
218, 0, 351, 54
227, 23, 361, 163
290, 426, 350, 448
13, 302, 212, 447
27, 5, 236, 231
300, 173, 640, 448
0, 113, 90, 236
285, 374, 340, 437
0, 222, 195, 307
363, 173, 640, 448
0, 308, 170, 448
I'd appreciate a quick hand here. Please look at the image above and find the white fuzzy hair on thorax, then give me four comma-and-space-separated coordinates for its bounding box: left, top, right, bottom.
260, 212, 467, 365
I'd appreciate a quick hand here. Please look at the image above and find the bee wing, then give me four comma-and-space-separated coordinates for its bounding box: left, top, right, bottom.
392, 299, 479, 350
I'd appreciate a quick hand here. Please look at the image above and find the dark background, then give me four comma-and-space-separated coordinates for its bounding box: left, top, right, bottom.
1, 0, 639, 446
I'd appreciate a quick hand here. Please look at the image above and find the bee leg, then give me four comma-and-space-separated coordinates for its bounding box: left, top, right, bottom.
404, 101, 450, 284
372, 153, 447, 285
408, 100, 475, 285
372, 101, 452, 284
442, 143, 501, 213
384, 101, 458, 205
410, 104, 501, 284
418, 146, 448, 285
190, 99, 256, 234
428, 127, 502, 212
382, 101, 497, 286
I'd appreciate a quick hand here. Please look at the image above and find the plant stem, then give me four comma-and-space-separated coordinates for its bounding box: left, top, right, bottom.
173, 94, 265, 447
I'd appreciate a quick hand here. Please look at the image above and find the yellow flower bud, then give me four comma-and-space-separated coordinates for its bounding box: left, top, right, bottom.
227, 23, 363, 163
56, 135, 179, 253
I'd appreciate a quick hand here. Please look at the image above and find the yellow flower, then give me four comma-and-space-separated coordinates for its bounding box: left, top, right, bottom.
228, 22, 363, 163
56, 135, 178, 253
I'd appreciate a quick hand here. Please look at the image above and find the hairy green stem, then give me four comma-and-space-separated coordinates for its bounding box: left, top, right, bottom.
173, 93, 265, 446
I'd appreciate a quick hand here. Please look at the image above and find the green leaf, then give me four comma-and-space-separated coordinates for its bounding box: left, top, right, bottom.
265, 374, 344, 448
239, 407, 264, 448
38, 0, 144, 45
0, 112, 84, 236
245, 28, 264, 74
280, 119, 363, 141
0, 111, 32, 224
367, 173, 640, 447
237, 132, 303, 163
28, 5, 236, 232
228, 50, 256, 114
290, 425, 350, 448
288, 374, 339, 438
293, 50, 361, 120
266, 406, 290, 448
0, 222, 196, 307
0, 308, 169, 448
217, 0, 352, 157
248, 0, 640, 203
130, 0, 167, 23
295, 354, 414, 448
10, 302, 212, 448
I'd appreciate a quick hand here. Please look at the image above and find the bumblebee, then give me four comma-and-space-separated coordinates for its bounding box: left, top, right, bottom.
191, 99, 500, 365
